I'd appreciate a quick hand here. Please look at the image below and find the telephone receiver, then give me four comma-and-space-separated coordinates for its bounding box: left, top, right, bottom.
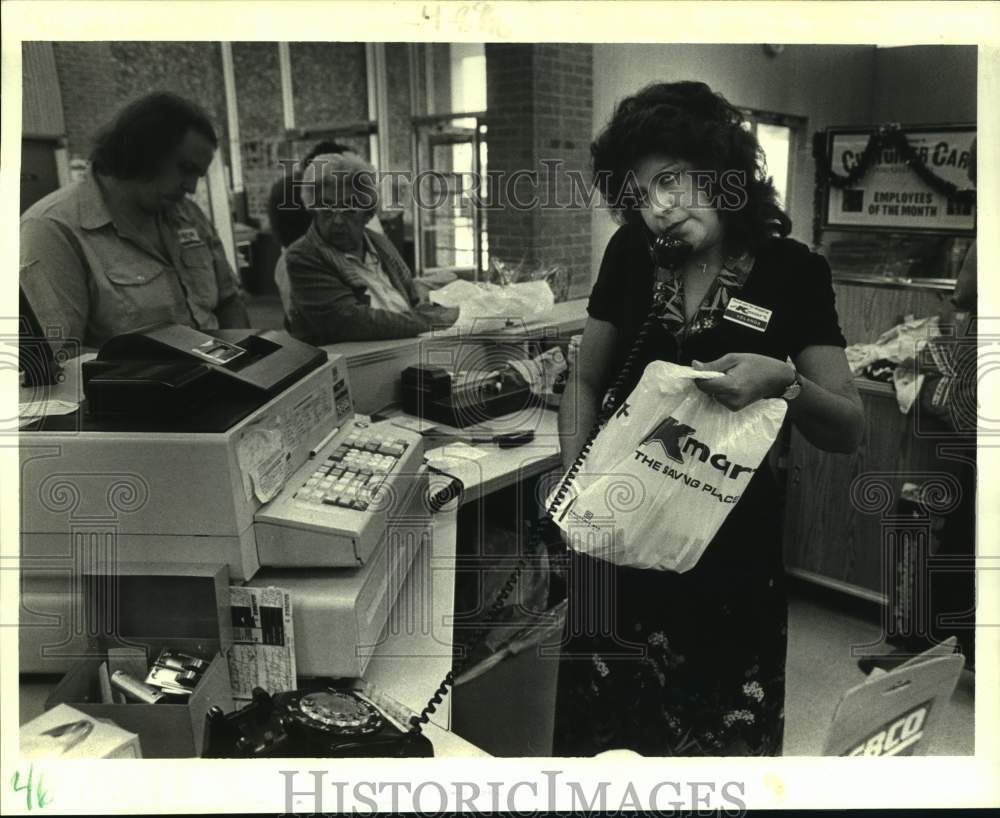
650, 235, 693, 272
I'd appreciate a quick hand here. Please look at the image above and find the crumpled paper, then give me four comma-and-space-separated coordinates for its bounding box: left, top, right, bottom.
845, 315, 942, 414
845, 316, 941, 375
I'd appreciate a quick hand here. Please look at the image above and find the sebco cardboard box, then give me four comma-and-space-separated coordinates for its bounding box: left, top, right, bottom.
824, 638, 966, 757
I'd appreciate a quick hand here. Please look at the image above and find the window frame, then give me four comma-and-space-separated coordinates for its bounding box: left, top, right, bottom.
739, 107, 807, 215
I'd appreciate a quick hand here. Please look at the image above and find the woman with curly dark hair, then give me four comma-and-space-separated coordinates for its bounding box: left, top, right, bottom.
553, 81, 864, 756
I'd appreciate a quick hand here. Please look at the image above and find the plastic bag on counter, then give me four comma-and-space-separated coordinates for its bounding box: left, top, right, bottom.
412, 269, 459, 300
546, 361, 787, 573
845, 315, 941, 375
427, 279, 555, 332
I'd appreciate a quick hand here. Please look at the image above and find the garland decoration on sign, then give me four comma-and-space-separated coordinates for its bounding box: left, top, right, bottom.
819, 124, 977, 204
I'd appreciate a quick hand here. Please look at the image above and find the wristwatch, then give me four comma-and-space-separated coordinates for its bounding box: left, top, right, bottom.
782, 366, 802, 402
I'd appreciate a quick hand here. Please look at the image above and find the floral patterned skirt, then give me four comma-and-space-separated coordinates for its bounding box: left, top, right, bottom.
551, 537, 788, 757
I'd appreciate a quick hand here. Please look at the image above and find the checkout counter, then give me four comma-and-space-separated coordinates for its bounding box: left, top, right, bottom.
17, 301, 588, 758
325, 298, 588, 414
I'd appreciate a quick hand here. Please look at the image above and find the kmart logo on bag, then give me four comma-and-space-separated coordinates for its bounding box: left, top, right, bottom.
636, 416, 757, 481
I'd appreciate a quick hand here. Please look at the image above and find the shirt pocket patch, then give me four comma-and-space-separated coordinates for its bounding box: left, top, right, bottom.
102, 262, 174, 328
105, 261, 166, 287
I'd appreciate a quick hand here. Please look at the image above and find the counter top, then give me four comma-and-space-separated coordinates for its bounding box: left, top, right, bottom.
321, 298, 588, 365
420, 408, 562, 505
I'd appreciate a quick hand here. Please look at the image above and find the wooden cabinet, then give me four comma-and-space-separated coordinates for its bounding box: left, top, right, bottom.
782, 380, 963, 600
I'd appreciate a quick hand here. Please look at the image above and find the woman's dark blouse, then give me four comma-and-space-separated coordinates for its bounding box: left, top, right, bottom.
552, 222, 847, 757
588, 222, 846, 370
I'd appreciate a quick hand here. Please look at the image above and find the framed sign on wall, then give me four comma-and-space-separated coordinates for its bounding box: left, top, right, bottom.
818, 124, 976, 235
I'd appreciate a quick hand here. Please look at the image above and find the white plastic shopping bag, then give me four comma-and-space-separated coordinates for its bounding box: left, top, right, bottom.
428, 279, 554, 331
547, 361, 787, 572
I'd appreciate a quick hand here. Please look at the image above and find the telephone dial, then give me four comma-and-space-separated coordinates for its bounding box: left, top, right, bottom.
203, 238, 691, 759
203, 685, 433, 758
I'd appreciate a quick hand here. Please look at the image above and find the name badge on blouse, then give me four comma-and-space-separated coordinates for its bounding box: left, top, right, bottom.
177, 227, 204, 248
723, 297, 772, 332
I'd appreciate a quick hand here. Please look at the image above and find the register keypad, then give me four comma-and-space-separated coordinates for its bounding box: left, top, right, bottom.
293, 431, 410, 511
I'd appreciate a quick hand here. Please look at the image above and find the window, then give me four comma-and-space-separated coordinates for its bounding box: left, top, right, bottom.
413, 113, 487, 277
739, 108, 806, 212
412, 44, 489, 279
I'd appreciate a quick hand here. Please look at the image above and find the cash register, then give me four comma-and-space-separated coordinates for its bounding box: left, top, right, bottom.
20, 323, 429, 679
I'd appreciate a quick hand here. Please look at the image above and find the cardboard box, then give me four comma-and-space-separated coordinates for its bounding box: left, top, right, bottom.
46, 562, 234, 758
21, 704, 142, 759
824, 638, 966, 756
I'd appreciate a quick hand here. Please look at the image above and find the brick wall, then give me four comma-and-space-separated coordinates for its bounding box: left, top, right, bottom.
485, 44, 594, 300
53, 42, 229, 168
430, 43, 453, 114
53, 43, 121, 160
111, 42, 228, 139
290, 42, 368, 131
385, 43, 414, 222
485, 45, 535, 273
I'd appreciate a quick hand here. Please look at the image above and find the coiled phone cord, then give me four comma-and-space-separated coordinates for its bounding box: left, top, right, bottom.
410, 465, 528, 735
425, 466, 465, 512
546, 236, 691, 519
408, 549, 526, 735
408, 236, 689, 740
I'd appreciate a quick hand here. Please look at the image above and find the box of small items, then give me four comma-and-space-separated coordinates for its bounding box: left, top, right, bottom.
46, 562, 234, 758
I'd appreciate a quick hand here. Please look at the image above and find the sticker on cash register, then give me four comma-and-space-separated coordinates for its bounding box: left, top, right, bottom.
723, 298, 772, 332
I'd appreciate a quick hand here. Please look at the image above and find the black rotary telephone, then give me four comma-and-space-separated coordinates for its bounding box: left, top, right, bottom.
203, 684, 435, 758
202, 237, 691, 758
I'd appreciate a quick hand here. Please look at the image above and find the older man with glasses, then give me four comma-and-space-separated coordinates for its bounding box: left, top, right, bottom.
283, 150, 458, 343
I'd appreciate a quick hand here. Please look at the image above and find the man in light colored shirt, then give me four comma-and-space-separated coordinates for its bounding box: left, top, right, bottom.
20, 92, 249, 353
284, 150, 458, 343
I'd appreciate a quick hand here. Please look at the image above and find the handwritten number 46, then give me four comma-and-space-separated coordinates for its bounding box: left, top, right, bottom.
11, 765, 53, 811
